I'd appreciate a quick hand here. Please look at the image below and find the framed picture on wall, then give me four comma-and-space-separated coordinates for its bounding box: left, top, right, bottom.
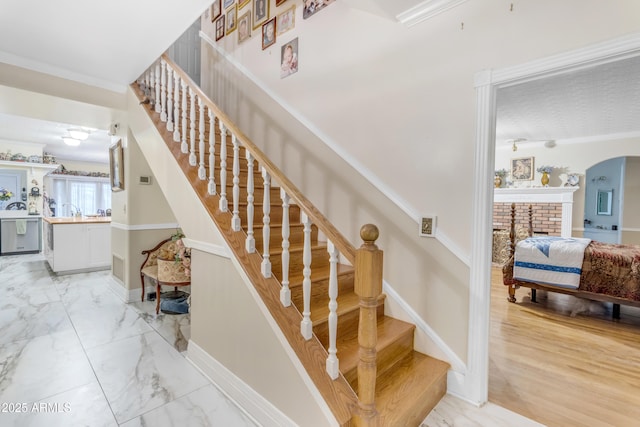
223, 0, 235, 8
238, 0, 251, 8
109, 139, 124, 192
226, 4, 238, 33
211, 0, 222, 21
303, 0, 335, 20
253, 0, 269, 30
276, 0, 287, 6
262, 17, 276, 49
215, 15, 226, 41
280, 37, 298, 79
238, 11, 251, 43
276, 5, 295, 35
511, 157, 534, 181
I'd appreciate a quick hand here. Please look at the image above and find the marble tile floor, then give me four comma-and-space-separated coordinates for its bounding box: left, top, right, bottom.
0, 253, 257, 427
0, 253, 544, 427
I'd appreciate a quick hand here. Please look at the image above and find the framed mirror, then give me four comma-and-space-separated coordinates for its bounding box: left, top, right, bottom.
596, 189, 613, 215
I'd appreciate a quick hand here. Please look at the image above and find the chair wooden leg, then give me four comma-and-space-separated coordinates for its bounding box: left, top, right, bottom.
141, 274, 146, 302
156, 282, 161, 314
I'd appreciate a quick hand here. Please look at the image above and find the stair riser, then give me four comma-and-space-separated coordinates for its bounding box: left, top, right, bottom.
345, 327, 414, 390
271, 246, 330, 281
314, 302, 384, 350
239, 204, 302, 227
253, 223, 316, 251
290, 272, 355, 309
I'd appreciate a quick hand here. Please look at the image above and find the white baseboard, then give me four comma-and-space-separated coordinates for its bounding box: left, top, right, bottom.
186, 340, 297, 427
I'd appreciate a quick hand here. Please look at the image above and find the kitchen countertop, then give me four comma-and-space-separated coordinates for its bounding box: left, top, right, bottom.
43, 216, 111, 225
0, 211, 42, 219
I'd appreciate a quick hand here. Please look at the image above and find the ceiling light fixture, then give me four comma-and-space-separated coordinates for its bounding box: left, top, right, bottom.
68, 128, 90, 140
63, 137, 81, 146
510, 138, 526, 152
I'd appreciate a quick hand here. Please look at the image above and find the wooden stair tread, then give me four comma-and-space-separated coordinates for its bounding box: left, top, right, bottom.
309, 290, 361, 322
338, 316, 416, 374
375, 352, 449, 427
270, 241, 327, 256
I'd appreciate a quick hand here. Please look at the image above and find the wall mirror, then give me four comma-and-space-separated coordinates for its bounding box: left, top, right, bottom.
597, 189, 613, 215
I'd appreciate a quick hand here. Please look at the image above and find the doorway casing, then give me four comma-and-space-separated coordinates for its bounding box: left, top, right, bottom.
468, 32, 640, 405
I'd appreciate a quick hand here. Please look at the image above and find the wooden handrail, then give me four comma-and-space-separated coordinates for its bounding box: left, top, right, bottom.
162, 54, 357, 264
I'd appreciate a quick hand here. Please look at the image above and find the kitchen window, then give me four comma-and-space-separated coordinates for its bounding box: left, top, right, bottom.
50, 176, 111, 217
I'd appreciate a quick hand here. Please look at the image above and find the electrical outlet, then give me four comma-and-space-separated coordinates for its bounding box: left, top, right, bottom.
419, 216, 436, 237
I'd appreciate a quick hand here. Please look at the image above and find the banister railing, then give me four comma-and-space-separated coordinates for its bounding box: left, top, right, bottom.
137, 54, 384, 424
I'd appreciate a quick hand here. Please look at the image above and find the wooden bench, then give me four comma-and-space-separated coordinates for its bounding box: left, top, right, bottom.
140, 238, 191, 314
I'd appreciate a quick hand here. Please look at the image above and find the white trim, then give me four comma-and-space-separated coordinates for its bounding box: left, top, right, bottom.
186, 340, 296, 427
200, 31, 469, 266
110, 221, 180, 231
182, 237, 230, 258
622, 227, 640, 232
471, 33, 640, 406
396, 0, 470, 27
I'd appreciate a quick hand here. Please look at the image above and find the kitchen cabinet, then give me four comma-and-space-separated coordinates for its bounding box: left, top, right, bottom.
43, 216, 111, 273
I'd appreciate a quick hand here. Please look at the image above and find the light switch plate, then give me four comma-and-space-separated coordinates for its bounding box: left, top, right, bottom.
419, 216, 436, 237
139, 176, 152, 185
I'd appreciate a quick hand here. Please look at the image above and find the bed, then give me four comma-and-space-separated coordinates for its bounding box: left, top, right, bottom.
502, 203, 640, 318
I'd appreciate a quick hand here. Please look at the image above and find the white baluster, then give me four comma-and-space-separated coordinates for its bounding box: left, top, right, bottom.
160, 59, 167, 122
180, 79, 188, 153
149, 66, 156, 106
261, 167, 272, 278
231, 135, 241, 231
154, 62, 161, 113
218, 123, 228, 211
245, 151, 255, 253
173, 72, 181, 142
300, 212, 313, 340
208, 109, 217, 195
326, 240, 339, 379
280, 189, 291, 307
198, 98, 206, 179
189, 89, 197, 166
166, 66, 174, 132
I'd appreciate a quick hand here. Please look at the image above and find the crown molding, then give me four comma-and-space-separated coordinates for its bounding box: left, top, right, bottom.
396, 0, 470, 27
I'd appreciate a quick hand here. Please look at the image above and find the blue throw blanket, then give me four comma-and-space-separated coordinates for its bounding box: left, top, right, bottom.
514, 236, 591, 289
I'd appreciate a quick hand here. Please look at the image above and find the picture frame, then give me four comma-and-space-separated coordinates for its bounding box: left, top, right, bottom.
226, 4, 238, 33
511, 157, 535, 181
238, 0, 251, 8
238, 11, 252, 43
215, 15, 226, 41
223, 0, 235, 8
211, 0, 222, 21
276, 5, 295, 35
303, 0, 335, 20
280, 37, 298, 79
419, 216, 437, 237
109, 139, 124, 192
253, 0, 269, 30
262, 17, 276, 50
275, 0, 287, 6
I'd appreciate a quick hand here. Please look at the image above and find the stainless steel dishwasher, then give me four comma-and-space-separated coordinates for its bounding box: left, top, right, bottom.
0, 217, 42, 255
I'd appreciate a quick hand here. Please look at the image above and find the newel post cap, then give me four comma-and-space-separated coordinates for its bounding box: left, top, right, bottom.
360, 224, 379, 245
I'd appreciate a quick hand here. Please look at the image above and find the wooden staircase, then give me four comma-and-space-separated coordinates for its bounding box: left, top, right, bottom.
133, 56, 449, 426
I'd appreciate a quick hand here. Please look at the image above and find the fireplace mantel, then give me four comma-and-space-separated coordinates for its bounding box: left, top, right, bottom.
494, 187, 579, 237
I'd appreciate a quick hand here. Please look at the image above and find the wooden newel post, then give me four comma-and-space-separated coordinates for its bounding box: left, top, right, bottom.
354, 224, 382, 426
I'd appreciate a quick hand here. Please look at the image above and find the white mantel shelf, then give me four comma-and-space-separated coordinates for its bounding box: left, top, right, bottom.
0, 160, 59, 172
494, 186, 580, 237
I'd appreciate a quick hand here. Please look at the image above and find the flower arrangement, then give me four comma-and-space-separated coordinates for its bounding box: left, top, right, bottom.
159, 229, 192, 277
536, 165, 554, 174
0, 188, 13, 201
495, 168, 508, 178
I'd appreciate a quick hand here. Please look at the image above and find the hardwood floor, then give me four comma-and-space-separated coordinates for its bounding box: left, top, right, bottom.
489, 266, 640, 427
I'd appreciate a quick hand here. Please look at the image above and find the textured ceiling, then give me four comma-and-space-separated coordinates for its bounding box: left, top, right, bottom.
496, 55, 640, 147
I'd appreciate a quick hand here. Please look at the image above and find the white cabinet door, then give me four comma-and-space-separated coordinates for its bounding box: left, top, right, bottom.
53, 224, 88, 271
87, 224, 111, 267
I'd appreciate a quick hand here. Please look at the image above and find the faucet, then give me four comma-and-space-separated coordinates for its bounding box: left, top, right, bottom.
63, 203, 82, 217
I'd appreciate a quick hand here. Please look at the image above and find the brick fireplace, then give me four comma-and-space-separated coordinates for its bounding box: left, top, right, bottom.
493, 187, 579, 237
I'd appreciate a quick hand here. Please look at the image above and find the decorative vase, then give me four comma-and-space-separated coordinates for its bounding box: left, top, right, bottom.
494, 176, 502, 188
541, 171, 550, 187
